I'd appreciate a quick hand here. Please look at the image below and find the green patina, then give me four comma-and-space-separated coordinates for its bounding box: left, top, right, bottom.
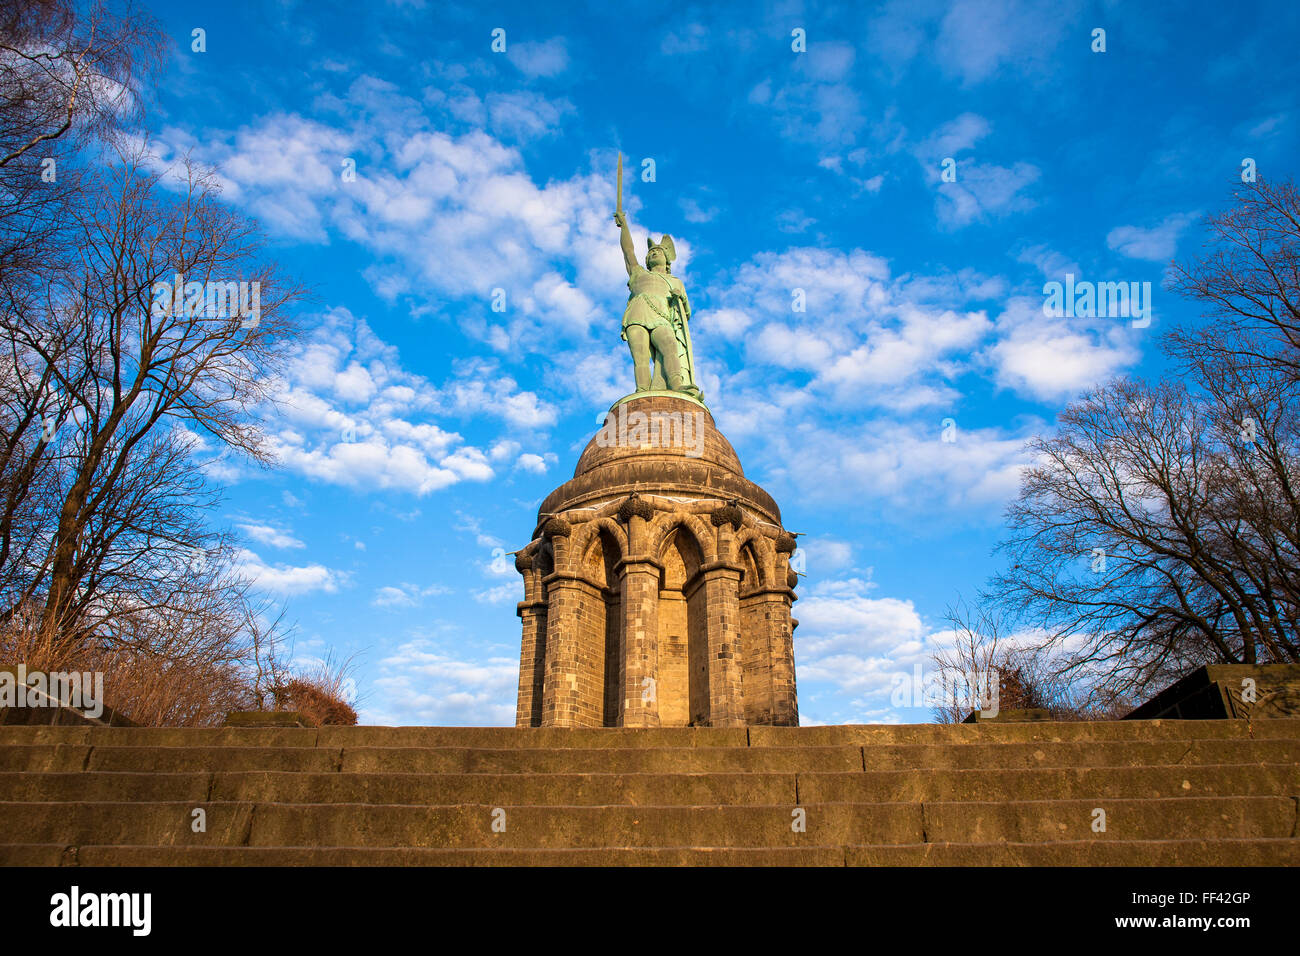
613, 206, 706, 407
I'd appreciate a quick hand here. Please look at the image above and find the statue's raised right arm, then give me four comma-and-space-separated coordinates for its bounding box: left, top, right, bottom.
614, 211, 639, 276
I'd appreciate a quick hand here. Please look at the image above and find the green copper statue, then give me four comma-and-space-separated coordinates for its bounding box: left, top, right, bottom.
613, 156, 704, 403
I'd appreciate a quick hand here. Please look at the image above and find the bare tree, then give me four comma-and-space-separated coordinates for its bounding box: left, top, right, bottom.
0, 0, 160, 169
0, 146, 305, 646
993, 377, 1300, 703
931, 597, 1086, 722
1, 0, 162, 304
0, 0, 172, 641
0, 3, 336, 727
1167, 178, 1300, 386
982, 179, 1300, 707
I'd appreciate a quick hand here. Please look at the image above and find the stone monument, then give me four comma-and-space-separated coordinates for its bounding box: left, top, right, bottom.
513, 162, 800, 728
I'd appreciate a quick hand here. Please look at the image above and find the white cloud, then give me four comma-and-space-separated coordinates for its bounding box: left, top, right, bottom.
706, 247, 993, 411
933, 161, 1040, 228
986, 296, 1141, 400
237, 522, 305, 550
797, 537, 854, 574
1016, 243, 1081, 279
256, 309, 568, 497
236, 549, 346, 596
506, 38, 569, 78
516, 452, 548, 474
455, 512, 504, 550
364, 636, 517, 725
661, 23, 709, 55
757, 417, 1032, 512
486, 91, 575, 141
1106, 213, 1198, 262
473, 583, 519, 604
919, 112, 989, 159
794, 578, 933, 699
372, 583, 451, 608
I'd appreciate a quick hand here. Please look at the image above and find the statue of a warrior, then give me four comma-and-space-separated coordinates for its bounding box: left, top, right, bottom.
613, 209, 704, 403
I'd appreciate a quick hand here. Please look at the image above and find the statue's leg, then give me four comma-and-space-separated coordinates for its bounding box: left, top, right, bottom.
650, 325, 685, 390
649, 351, 667, 389
626, 326, 652, 391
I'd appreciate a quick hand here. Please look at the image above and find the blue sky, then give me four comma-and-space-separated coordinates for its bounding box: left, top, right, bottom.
133, 0, 1299, 724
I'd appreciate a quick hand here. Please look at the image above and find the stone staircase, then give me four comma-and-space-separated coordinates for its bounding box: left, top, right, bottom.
1, 720, 1298, 865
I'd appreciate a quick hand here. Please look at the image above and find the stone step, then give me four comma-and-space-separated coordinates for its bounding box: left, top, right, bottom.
1, 763, 1294, 805
337, 739, 1300, 773
4, 738, 1296, 775
340, 745, 866, 774
0, 844, 848, 866
804, 764, 1300, 801
0, 797, 1293, 847
749, 720, 1300, 745
857, 738, 1300, 770
845, 839, 1300, 866
0, 771, 797, 805
0, 745, 343, 773
6, 839, 1297, 866
3, 719, 1298, 750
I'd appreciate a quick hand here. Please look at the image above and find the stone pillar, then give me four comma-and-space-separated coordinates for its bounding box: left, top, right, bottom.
515, 552, 547, 728
700, 562, 745, 727
619, 559, 662, 727
771, 533, 799, 726
540, 575, 588, 727
765, 591, 798, 726
515, 598, 547, 727
617, 495, 661, 727
739, 589, 799, 726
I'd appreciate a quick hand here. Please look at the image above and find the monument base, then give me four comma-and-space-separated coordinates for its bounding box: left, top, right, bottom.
609, 389, 708, 412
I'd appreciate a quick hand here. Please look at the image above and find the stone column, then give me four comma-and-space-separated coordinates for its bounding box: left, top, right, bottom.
699, 562, 745, 726
619, 559, 662, 727
771, 533, 799, 726
765, 591, 798, 726
617, 494, 661, 727
537, 518, 598, 728
515, 552, 546, 728
540, 575, 587, 727
515, 598, 547, 727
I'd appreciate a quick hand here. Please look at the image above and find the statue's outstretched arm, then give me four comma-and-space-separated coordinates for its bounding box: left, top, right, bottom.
614, 211, 639, 275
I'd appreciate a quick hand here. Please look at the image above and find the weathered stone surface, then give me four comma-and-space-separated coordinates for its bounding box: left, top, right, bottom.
223, 711, 312, 728
518, 394, 799, 728
1, 722, 1297, 866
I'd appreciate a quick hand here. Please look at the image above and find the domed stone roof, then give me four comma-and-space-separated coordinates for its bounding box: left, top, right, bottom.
539, 393, 781, 526
573, 394, 744, 478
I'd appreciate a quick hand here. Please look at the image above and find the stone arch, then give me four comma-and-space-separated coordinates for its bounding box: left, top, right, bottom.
732, 528, 775, 591
737, 540, 763, 593
647, 510, 717, 567
569, 516, 628, 570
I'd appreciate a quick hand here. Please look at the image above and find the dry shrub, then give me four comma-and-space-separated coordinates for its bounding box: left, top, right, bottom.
268, 651, 359, 726
0, 601, 259, 725
272, 678, 357, 727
